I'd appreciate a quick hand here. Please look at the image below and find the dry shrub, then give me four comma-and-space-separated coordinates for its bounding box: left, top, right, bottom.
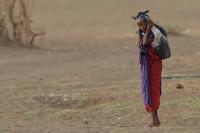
0, 0, 45, 47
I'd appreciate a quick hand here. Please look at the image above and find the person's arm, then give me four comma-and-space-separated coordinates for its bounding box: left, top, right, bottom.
143, 20, 154, 45
136, 30, 142, 48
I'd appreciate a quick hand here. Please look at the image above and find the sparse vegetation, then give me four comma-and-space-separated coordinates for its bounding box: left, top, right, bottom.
0, 0, 200, 132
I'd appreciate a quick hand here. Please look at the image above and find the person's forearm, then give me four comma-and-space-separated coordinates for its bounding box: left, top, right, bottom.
136, 34, 142, 48
143, 28, 151, 45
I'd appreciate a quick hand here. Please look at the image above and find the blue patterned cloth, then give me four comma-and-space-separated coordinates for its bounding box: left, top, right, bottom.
139, 46, 152, 107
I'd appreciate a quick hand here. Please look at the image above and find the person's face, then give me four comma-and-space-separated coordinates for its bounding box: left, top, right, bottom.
137, 19, 147, 32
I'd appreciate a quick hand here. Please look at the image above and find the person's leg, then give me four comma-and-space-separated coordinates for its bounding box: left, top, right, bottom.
145, 111, 157, 127
146, 59, 162, 127
146, 48, 162, 127
155, 110, 161, 125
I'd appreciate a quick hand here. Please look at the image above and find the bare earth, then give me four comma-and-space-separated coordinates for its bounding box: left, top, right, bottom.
0, 0, 200, 133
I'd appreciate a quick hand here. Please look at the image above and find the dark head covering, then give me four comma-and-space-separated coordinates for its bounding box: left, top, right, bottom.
132, 10, 150, 23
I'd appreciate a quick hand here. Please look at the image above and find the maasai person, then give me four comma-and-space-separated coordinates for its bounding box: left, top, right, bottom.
133, 11, 162, 127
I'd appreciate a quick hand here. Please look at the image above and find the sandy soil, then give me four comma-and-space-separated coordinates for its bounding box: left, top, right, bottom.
0, 0, 200, 133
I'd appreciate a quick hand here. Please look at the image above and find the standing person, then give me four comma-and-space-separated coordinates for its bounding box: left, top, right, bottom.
133, 11, 163, 127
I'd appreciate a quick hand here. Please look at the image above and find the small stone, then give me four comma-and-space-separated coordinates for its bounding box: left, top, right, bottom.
83, 120, 88, 125
176, 83, 184, 89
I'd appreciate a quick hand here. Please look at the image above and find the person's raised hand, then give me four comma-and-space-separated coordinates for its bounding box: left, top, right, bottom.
147, 20, 154, 30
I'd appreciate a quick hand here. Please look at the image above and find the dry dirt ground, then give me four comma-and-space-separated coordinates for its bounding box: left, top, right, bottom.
0, 0, 200, 133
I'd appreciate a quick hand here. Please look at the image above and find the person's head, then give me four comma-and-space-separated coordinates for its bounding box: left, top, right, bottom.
132, 10, 150, 32
137, 16, 148, 32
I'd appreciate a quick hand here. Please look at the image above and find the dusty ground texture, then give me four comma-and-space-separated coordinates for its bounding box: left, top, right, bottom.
0, 0, 200, 133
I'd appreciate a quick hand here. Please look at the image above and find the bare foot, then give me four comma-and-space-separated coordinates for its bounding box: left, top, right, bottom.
145, 111, 160, 128
145, 122, 159, 128
155, 120, 161, 126
155, 111, 161, 126
145, 122, 154, 128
